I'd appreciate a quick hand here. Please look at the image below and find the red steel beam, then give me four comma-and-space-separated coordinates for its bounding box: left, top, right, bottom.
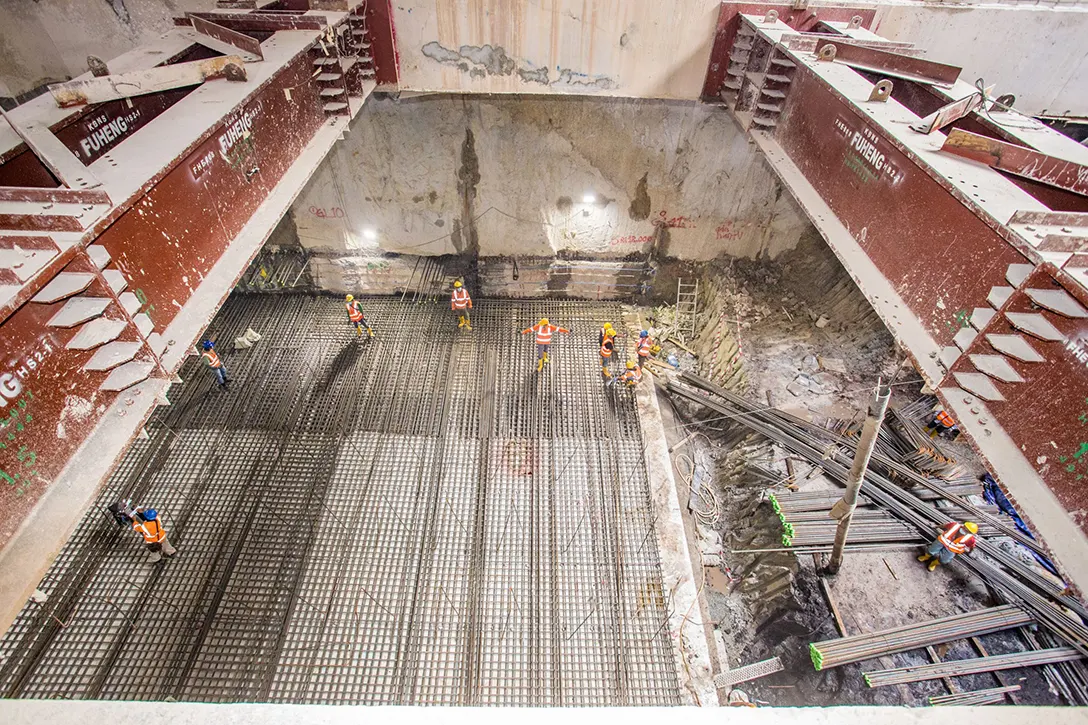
0, 187, 110, 204
190, 15, 265, 60
942, 128, 1088, 198
177, 12, 329, 31
813, 38, 961, 86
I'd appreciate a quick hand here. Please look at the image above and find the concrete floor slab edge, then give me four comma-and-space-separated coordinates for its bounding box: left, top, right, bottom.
635, 376, 717, 706
0, 702, 1085, 723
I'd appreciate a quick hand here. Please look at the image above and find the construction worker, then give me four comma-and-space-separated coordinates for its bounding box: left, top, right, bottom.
521, 317, 570, 372
599, 322, 616, 378
918, 520, 978, 571
345, 294, 374, 338
451, 280, 473, 330
621, 359, 642, 387
201, 340, 229, 388
927, 409, 959, 440
636, 330, 655, 369
132, 508, 177, 563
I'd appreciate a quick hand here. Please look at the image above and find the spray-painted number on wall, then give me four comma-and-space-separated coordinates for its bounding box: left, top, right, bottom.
309, 206, 346, 219
0, 390, 40, 497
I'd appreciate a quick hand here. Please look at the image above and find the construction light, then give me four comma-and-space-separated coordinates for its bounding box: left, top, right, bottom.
362, 228, 378, 241
582, 193, 596, 204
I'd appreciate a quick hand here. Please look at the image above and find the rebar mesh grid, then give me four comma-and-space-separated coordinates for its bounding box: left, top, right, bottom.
0, 295, 680, 706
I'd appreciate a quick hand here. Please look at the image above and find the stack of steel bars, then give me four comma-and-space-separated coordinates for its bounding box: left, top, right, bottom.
929, 685, 1022, 706
667, 372, 1088, 659
807, 606, 1033, 671
862, 646, 1084, 688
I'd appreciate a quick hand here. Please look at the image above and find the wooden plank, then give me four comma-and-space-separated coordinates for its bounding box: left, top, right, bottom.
942, 128, 1088, 198
0, 187, 110, 205
47, 55, 247, 108
190, 15, 264, 61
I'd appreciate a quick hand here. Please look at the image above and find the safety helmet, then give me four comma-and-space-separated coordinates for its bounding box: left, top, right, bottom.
639, 330, 649, 338
345, 294, 354, 302
143, 509, 158, 521
453, 280, 462, 288
540, 318, 549, 326
963, 521, 978, 534
202, 340, 214, 350
626, 360, 636, 369
603, 323, 614, 333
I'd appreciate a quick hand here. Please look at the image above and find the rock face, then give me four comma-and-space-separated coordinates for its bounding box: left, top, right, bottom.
291, 94, 812, 295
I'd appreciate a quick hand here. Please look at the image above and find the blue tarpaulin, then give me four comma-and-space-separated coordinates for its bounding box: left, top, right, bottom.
982, 473, 1060, 576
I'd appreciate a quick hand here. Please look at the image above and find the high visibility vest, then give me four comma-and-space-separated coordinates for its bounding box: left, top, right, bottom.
637, 337, 653, 357
623, 367, 642, 384
533, 324, 558, 345
938, 523, 975, 554
202, 350, 222, 368
451, 288, 471, 310
600, 329, 615, 357
936, 410, 956, 428
134, 518, 166, 544
346, 300, 364, 323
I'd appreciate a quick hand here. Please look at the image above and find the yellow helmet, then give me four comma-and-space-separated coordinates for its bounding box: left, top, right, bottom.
345, 294, 354, 302
539, 318, 549, 326
626, 360, 636, 369
603, 323, 614, 333
453, 280, 462, 288
963, 521, 978, 534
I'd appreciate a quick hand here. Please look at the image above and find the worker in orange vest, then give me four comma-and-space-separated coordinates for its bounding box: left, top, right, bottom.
636, 330, 655, 369
918, 520, 977, 571
132, 508, 177, 563
345, 294, 374, 338
599, 322, 616, 379
521, 317, 570, 372
451, 280, 473, 331
201, 340, 229, 388
927, 409, 959, 439
621, 359, 642, 387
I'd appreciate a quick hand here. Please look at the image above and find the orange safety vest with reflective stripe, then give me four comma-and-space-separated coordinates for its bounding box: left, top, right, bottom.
451, 288, 472, 310
202, 350, 222, 369
937, 522, 976, 555
134, 517, 166, 544
346, 300, 364, 323
525, 324, 566, 345
637, 336, 653, 358
599, 328, 615, 358
936, 410, 956, 428
623, 367, 642, 385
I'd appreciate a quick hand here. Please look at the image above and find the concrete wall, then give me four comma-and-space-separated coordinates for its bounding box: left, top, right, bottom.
291, 93, 810, 294
0, 0, 217, 100
391, 0, 723, 99
873, 2, 1088, 118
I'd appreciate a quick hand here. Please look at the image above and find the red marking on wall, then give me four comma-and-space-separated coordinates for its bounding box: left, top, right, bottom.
715, 221, 742, 241
309, 206, 346, 218
653, 211, 696, 229
610, 234, 653, 247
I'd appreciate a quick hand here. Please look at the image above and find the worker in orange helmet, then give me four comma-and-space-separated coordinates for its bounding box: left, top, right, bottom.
345, 294, 374, 338
621, 359, 642, 387
599, 322, 617, 379
918, 520, 978, 571
521, 317, 570, 372
451, 280, 473, 331
132, 508, 177, 564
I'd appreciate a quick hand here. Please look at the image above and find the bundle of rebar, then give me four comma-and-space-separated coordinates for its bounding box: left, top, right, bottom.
780, 515, 921, 548
808, 606, 1033, 671
863, 646, 1083, 688
668, 373, 1088, 659
929, 684, 1022, 706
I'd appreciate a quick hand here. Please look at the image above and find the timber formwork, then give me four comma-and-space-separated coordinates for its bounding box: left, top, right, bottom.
0, 295, 680, 706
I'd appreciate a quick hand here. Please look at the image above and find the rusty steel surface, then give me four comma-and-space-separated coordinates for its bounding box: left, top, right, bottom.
773, 68, 1027, 348
942, 129, 1088, 198
946, 264, 1088, 520
47, 56, 248, 108
812, 38, 961, 86
177, 11, 329, 31
93, 55, 324, 335
366, 0, 400, 86
190, 15, 265, 61
0, 188, 110, 204
702, 2, 877, 101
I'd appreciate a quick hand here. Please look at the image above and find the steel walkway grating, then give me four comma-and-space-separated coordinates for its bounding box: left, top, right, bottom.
0, 295, 680, 705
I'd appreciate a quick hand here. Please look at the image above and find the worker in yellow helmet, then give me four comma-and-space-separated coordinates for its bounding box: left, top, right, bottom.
450, 280, 473, 331
621, 359, 642, 387
521, 317, 570, 372
599, 322, 617, 379
345, 294, 374, 338
918, 520, 978, 571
